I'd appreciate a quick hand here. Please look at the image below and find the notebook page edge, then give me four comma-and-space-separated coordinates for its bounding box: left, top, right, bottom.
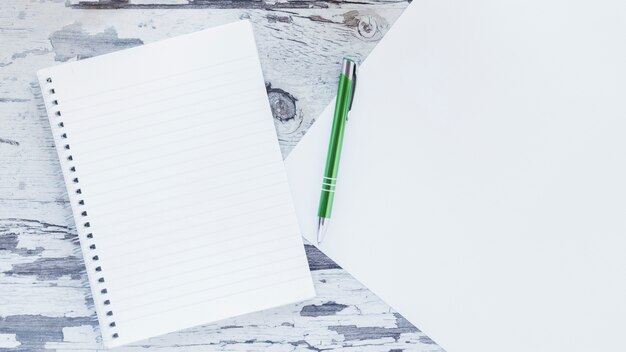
36, 69, 117, 348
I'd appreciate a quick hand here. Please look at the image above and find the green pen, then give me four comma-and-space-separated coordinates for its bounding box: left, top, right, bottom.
317, 58, 357, 244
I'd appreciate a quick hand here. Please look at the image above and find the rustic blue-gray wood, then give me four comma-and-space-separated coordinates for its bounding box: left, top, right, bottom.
0, 1, 445, 350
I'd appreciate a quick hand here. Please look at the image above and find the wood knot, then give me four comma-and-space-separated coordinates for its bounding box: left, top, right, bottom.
266, 83, 297, 123
265, 83, 302, 136
343, 11, 386, 42
357, 16, 380, 39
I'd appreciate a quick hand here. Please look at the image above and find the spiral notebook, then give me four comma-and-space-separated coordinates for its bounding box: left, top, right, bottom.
37, 20, 314, 348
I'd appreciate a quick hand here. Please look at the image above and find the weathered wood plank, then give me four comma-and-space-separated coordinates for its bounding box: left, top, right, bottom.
68, 0, 408, 10
0, 0, 444, 350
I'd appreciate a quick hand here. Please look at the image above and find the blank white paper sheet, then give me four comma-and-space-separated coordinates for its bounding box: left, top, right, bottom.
37, 20, 314, 348
285, 1, 626, 352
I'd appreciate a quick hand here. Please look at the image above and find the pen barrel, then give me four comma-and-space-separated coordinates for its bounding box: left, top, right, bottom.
318, 71, 353, 219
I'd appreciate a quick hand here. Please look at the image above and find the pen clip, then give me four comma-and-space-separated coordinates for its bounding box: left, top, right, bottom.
347, 65, 357, 120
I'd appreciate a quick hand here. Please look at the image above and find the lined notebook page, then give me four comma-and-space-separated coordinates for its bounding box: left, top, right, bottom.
37, 20, 314, 348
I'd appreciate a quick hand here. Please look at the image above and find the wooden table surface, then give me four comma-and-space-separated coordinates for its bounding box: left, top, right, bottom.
0, 1, 444, 350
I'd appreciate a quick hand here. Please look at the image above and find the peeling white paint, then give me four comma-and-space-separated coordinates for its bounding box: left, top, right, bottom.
0, 334, 21, 348
62, 325, 98, 343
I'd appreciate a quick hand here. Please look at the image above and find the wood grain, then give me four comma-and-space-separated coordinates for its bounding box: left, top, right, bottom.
0, 0, 444, 350
68, 0, 408, 10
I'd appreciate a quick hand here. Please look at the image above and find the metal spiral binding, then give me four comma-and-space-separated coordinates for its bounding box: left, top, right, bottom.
45, 77, 119, 341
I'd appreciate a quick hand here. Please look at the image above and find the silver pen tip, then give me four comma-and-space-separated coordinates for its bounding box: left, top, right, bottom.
317, 217, 329, 245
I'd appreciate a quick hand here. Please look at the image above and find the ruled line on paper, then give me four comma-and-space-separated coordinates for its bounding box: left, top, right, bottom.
82, 161, 283, 210
92, 184, 290, 229
91, 200, 293, 246
81, 147, 280, 202
76, 129, 274, 179
73, 118, 269, 167
61, 65, 259, 114
103, 233, 300, 276
73, 122, 271, 179
117, 266, 308, 319
65, 80, 260, 126
91, 169, 285, 218
102, 220, 298, 263
111, 244, 303, 292
104, 240, 301, 288
65, 83, 261, 128
91, 179, 287, 224
59, 55, 255, 104
68, 98, 265, 146
118, 275, 312, 324
95, 191, 292, 235
111, 259, 309, 312
116, 254, 306, 295
76, 127, 273, 179
100, 211, 298, 251
70, 107, 266, 157
66, 92, 262, 137
67, 94, 266, 142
